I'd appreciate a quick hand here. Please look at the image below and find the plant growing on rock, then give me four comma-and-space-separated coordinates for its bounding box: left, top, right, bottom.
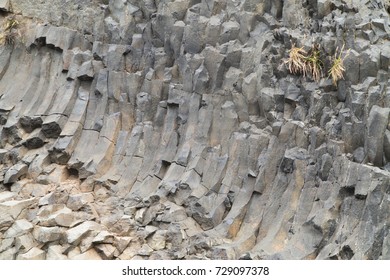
0, 16, 20, 45
305, 44, 323, 82
328, 45, 350, 86
284, 42, 352, 85
284, 44, 308, 75
284, 43, 324, 82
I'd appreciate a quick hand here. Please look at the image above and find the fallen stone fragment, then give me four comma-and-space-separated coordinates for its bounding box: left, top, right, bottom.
158, 201, 187, 223
14, 233, 37, 254
95, 243, 117, 259
3, 219, 34, 238
70, 248, 102, 260
0, 209, 13, 232
66, 246, 81, 259
114, 236, 132, 255
67, 193, 94, 211
0, 247, 17, 260
147, 230, 167, 251
16, 247, 46, 260
0, 198, 37, 220
0, 209, 14, 231
37, 205, 79, 227
138, 244, 153, 256
92, 230, 115, 244
46, 245, 68, 260
66, 221, 101, 245
0, 238, 14, 253
33, 226, 64, 243
0, 191, 16, 203
79, 235, 96, 253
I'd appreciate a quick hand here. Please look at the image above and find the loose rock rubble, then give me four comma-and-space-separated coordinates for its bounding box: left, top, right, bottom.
0, 0, 390, 260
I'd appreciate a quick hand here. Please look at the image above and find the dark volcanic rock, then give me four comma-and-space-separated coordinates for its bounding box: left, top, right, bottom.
23, 137, 45, 150
19, 117, 43, 133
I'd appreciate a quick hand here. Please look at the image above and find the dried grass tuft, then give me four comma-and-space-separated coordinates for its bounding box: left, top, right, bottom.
284, 44, 308, 76
0, 17, 20, 46
328, 45, 350, 86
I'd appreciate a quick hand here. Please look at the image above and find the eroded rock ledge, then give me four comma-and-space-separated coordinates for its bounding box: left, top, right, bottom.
0, 0, 389, 260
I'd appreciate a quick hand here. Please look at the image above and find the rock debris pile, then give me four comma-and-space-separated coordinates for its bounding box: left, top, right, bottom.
0, 0, 390, 259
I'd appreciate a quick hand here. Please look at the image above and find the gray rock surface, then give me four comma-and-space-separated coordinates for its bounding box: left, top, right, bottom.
0, 0, 389, 260
0, 0, 10, 12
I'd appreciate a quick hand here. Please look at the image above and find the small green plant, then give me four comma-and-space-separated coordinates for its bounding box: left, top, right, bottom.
328, 45, 350, 86
305, 44, 323, 82
0, 16, 20, 45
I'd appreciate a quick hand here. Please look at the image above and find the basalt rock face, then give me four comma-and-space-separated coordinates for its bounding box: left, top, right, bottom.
0, 0, 389, 260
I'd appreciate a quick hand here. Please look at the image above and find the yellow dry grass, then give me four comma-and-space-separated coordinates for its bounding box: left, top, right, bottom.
328, 45, 350, 86
284, 44, 308, 75
284, 43, 324, 82
0, 17, 20, 45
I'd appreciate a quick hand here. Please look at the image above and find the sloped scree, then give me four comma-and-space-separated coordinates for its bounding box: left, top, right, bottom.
0, 0, 389, 260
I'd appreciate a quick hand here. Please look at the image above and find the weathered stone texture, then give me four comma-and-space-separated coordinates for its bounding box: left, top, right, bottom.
0, 0, 389, 260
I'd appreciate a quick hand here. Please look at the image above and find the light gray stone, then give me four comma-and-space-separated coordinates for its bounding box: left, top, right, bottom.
93, 230, 115, 244
0, 0, 10, 11
0, 191, 16, 203
147, 230, 167, 251
0, 238, 14, 253
220, 20, 240, 44
0, 0, 389, 261
37, 205, 79, 227
46, 245, 68, 260
0, 247, 17, 260
317, 0, 332, 18
0, 211, 14, 232
95, 243, 117, 259
366, 105, 390, 166
3, 219, 33, 238
0, 198, 37, 220
33, 226, 64, 243
66, 221, 100, 245
70, 248, 102, 260
138, 244, 153, 256
67, 193, 94, 211
16, 247, 45, 260
4, 163, 28, 184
